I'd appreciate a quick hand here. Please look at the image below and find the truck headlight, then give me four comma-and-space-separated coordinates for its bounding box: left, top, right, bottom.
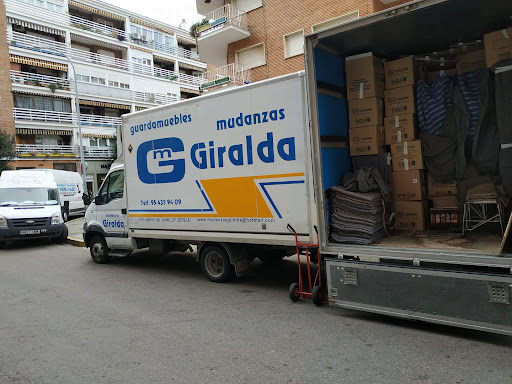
0, 216, 7, 228
51, 213, 61, 225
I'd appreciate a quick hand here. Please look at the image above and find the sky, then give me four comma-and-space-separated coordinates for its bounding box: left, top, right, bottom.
101, 0, 203, 31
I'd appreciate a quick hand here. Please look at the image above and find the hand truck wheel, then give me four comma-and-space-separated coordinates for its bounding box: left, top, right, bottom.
289, 283, 300, 302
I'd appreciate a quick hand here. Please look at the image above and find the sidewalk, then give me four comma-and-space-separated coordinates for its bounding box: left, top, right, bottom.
66, 217, 85, 247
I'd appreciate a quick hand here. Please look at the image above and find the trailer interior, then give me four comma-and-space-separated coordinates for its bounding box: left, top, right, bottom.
307, 0, 512, 260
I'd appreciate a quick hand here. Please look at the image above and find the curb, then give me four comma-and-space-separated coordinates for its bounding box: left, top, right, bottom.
67, 236, 85, 247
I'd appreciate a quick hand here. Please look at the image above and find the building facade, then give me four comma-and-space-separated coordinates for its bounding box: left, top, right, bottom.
195, 0, 413, 83
2, 0, 207, 194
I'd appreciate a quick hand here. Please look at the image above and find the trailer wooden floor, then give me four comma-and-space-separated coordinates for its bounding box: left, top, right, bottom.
372, 230, 504, 255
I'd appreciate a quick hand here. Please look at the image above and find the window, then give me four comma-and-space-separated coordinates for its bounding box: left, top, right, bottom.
108, 80, 119, 87
120, 83, 129, 89
46, 1, 55, 11
284, 30, 304, 58
164, 35, 173, 46
54, 4, 62, 12
154, 32, 163, 43
235, 43, 265, 69
96, 170, 124, 205
233, 0, 262, 12
131, 25, 141, 36
54, 163, 76, 171
142, 29, 152, 41
311, 11, 359, 33
14, 95, 70, 112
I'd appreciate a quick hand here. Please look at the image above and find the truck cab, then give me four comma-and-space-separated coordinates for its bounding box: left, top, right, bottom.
0, 170, 68, 248
83, 162, 137, 263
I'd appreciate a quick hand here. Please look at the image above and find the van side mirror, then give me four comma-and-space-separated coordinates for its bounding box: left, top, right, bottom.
94, 195, 103, 205
82, 193, 91, 205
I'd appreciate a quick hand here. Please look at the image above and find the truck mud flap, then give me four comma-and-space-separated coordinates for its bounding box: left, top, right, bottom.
326, 259, 512, 336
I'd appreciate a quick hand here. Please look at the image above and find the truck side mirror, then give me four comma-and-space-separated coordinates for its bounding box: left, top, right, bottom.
82, 193, 91, 205
94, 195, 103, 205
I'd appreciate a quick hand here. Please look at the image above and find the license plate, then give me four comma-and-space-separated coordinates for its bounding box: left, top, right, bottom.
20, 230, 40, 235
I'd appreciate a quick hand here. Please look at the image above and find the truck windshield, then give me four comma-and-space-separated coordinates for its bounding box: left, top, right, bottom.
0, 188, 59, 206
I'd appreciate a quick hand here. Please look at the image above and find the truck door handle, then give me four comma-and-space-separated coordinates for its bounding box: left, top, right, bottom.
121, 208, 127, 214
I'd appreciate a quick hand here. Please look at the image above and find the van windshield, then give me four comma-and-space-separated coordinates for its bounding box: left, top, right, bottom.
0, 188, 59, 206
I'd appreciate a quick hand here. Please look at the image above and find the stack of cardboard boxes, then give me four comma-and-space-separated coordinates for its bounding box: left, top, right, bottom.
384, 56, 426, 231
346, 53, 385, 157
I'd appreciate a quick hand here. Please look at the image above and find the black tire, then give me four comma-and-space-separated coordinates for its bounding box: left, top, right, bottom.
200, 245, 234, 283
62, 211, 68, 222
90, 235, 111, 264
312, 286, 323, 306
55, 225, 68, 244
0, 241, 6, 249
289, 283, 300, 302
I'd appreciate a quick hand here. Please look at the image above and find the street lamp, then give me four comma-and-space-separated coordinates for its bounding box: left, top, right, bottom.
39, 47, 87, 196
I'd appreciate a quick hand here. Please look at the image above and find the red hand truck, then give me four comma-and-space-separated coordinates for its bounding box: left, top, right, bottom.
287, 224, 326, 306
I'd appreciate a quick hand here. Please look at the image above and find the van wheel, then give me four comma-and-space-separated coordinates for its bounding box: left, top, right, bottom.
62, 211, 68, 222
0, 241, 6, 249
90, 235, 111, 264
54, 225, 68, 244
200, 245, 234, 283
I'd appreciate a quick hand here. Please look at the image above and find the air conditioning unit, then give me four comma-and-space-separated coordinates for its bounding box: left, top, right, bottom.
132, 32, 140, 40
140, 35, 148, 42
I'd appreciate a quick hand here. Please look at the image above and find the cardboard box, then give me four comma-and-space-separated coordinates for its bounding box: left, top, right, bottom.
384, 114, 416, 144
345, 53, 385, 100
349, 126, 385, 156
392, 170, 424, 201
456, 49, 486, 73
348, 97, 383, 128
484, 28, 512, 67
427, 174, 457, 197
390, 140, 423, 172
384, 56, 415, 90
394, 201, 426, 231
384, 85, 415, 116
432, 196, 458, 208
427, 69, 457, 83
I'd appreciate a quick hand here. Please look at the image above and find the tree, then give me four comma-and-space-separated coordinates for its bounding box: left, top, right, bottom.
0, 130, 15, 173
189, 18, 209, 39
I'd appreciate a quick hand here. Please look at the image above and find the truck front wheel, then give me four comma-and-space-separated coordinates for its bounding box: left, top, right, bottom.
90, 235, 111, 264
200, 245, 234, 283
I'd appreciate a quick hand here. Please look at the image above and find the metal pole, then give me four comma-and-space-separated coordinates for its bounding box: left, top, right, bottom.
62, 54, 87, 196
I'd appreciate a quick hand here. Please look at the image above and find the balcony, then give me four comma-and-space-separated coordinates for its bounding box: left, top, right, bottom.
69, 15, 128, 42
9, 32, 205, 88
16, 144, 114, 158
196, 4, 250, 66
5, 0, 201, 64
13, 108, 121, 128
10, 70, 70, 91
130, 38, 200, 61
200, 63, 250, 91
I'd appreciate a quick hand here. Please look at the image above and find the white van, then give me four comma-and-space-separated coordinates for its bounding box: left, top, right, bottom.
31, 169, 85, 221
0, 170, 68, 248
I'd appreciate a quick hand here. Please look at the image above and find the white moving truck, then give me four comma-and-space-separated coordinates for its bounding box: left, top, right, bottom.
0, 170, 68, 248
31, 169, 85, 221
84, 0, 512, 335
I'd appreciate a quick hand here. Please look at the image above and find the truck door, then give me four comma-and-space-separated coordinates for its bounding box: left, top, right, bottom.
95, 169, 128, 248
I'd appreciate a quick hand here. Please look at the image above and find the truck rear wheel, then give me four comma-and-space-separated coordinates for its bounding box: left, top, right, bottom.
90, 235, 111, 264
200, 245, 234, 283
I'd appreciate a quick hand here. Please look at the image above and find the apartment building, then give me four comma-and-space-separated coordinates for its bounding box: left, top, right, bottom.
195, 0, 413, 83
2, 0, 207, 193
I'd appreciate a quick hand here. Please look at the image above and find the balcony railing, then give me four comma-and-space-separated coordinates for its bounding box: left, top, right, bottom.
9, 32, 204, 87
130, 38, 200, 61
10, 70, 70, 90
16, 144, 114, 158
75, 82, 180, 105
201, 63, 250, 90
197, 4, 248, 37
13, 108, 121, 127
69, 14, 128, 41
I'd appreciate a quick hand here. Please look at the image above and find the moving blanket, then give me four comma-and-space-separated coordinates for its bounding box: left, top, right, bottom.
495, 65, 512, 198
330, 185, 392, 245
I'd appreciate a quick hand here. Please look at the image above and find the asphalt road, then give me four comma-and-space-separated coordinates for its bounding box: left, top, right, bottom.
1, 241, 511, 384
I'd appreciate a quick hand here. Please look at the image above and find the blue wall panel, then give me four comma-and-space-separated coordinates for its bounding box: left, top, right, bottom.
317, 94, 348, 137
314, 48, 345, 88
